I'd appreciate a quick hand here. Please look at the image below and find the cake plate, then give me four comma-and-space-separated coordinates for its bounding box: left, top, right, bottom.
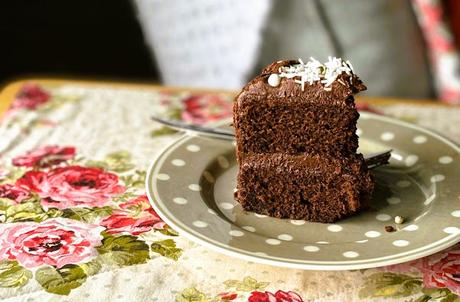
146, 112, 460, 270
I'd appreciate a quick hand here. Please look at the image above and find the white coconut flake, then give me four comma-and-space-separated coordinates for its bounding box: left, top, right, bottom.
278, 57, 354, 91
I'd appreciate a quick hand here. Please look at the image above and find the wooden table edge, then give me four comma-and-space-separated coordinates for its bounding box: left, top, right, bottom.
0, 77, 451, 116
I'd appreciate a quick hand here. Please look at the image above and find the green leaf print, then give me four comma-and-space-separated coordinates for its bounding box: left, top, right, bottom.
157, 225, 179, 236
35, 264, 87, 295
223, 276, 269, 292
0, 260, 33, 288
5, 201, 62, 223
86, 151, 134, 173
150, 126, 177, 137
119, 170, 146, 188
62, 206, 113, 223
96, 234, 150, 266
151, 239, 183, 261
359, 272, 422, 299
79, 259, 102, 276
176, 287, 210, 302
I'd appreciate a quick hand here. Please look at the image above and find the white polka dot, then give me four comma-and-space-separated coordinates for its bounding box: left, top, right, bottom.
242, 226, 256, 232
173, 197, 187, 205
254, 213, 268, 218
365, 231, 381, 238
303, 245, 320, 252
217, 156, 230, 168
202, 171, 215, 183
290, 220, 305, 225
439, 156, 453, 164
376, 214, 392, 221
327, 225, 343, 232
424, 194, 436, 205
186, 144, 200, 152
451, 210, 460, 217
403, 224, 419, 231
405, 155, 418, 167
265, 239, 281, 245
193, 221, 208, 228
157, 173, 170, 181
315, 241, 329, 245
356, 239, 368, 243
232, 141, 237, 147
397, 180, 411, 188
387, 197, 401, 205
356, 128, 362, 136
277, 234, 293, 241
207, 209, 217, 215
443, 227, 460, 234
233, 188, 238, 193
393, 240, 409, 247
220, 202, 234, 210
431, 174, 445, 183
343, 251, 359, 258
380, 132, 395, 141
413, 135, 427, 144
229, 230, 244, 237
172, 159, 185, 166
188, 184, 201, 191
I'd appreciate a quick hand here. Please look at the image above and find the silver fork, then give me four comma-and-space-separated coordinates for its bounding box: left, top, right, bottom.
151, 116, 391, 169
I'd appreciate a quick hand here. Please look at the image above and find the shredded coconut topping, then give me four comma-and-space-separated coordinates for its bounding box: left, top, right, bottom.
278, 57, 355, 91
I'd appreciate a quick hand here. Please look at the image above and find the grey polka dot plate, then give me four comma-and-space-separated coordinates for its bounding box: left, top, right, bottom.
146, 112, 460, 270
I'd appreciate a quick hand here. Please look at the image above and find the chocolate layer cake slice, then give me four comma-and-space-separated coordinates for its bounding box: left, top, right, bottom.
233, 58, 366, 161
236, 153, 373, 223
233, 57, 374, 222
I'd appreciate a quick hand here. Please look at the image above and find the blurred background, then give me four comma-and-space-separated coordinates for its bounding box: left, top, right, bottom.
2, 0, 460, 103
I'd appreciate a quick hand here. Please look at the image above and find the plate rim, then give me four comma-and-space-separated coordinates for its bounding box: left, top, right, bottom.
146, 112, 460, 270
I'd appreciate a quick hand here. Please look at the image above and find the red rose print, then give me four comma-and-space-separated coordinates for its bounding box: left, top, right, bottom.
218, 292, 238, 300
181, 94, 232, 125
16, 166, 125, 209
11, 84, 50, 110
12, 145, 76, 168
0, 218, 104, 268
100, 195, 165, 235
248, 290, 303, 302
419, 246, 460, 296
0, 184, 30, 203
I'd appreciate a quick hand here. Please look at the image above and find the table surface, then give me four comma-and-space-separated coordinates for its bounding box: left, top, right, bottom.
0, 78, 458, 302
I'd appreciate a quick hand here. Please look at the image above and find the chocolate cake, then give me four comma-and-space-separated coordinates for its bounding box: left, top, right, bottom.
233, 57, 374, 222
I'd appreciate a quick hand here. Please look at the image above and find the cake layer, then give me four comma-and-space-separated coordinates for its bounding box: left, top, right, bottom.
233, 60, 366, 161
235, 153, 374, 223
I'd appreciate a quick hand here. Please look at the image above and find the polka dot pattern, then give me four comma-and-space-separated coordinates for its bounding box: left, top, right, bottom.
413, 135, 427, 144
431, 174, 445, 183
327, 225, 343, 232
380, 132, 395, 141
290, 220, 306, 226
365, 231, 381, 238
405, 155, 418, 167
193, 221, 208, 228
157, 173, 170, 181
188, 184, 201, 191
387, 197, 401, 205
220, 202, 234, 210
202, 171, 215, 183
396, 180, 411, 188
343, 251, 359, 258
393, 240, 409, 247
186, 144, 200, 152
277, 234, 293, 241
303, 245, 320, 252
242, 226, 256, 232
403, 225, 419, 231
439, 156, 453, 164
173, 197, 187, 205
217, 156, 230, 168
171, 159, 185, 166
266, 239, 281, 245
443, 227, 460, 234
451, 210, 460, 217
229, 230, 244, 237
376, 214, 392, 221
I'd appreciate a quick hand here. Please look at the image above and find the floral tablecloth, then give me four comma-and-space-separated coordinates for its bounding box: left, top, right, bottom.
0, 83, 458, 302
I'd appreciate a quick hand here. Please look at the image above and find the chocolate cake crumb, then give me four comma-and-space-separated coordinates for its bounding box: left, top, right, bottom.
385, 226, 396, 233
